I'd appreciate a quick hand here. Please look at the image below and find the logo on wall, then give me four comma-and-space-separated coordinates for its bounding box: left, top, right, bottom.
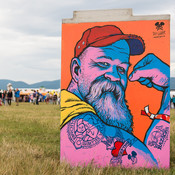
153, 22, 166, 38
155, 22, 165, 31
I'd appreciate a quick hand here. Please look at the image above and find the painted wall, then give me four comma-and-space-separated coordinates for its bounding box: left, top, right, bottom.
60, 10, 170, 168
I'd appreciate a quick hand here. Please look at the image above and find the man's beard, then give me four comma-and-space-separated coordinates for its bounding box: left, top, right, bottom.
84, 77, 133, 133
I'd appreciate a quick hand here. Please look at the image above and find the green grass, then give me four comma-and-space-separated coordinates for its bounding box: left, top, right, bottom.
0, 103, 175, 175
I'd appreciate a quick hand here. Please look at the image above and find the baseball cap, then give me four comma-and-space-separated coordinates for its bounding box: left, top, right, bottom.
75, 25, 145, 58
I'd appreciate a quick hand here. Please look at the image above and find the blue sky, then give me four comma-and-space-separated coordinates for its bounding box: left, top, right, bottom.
0, 0, 174, 83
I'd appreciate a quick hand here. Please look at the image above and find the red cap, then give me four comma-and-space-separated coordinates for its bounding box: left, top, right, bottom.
75, 25, 145, 58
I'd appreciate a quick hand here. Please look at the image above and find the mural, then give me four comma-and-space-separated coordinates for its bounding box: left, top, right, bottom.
61, 22, 170, 168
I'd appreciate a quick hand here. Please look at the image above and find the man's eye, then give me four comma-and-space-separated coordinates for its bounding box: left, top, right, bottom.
117, 66, 125, 74
97, 62, 109, 68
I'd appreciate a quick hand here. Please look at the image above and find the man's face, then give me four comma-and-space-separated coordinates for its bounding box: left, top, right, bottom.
78, 40, 130, 98
76, 40, 133, 132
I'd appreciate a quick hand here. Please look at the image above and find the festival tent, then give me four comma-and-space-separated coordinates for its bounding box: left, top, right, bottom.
20, 90, 33, 96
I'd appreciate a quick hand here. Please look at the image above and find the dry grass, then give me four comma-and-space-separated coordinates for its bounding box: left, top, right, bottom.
0, 102, 174, 175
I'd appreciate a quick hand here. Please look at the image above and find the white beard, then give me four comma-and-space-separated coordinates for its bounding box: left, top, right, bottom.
85, 77, 133, 133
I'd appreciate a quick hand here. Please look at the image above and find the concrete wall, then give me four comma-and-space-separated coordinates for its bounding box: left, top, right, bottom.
60, 9, 170, 168
62, 9, 169, 23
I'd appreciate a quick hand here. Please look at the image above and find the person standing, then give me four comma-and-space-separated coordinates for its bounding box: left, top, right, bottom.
36, 90, 39, 105
2, 90, 4, 105
3, 90, 8, 106
53, 92, 57, 105
15, 88, 20, 106
0, 90, 2, 106
172, 95, 175, 108
46, 91, 50, 104
7, 89, 13, 106
57, 92, 60, 105
33, 90, 36, 105
30, 93, 33, 103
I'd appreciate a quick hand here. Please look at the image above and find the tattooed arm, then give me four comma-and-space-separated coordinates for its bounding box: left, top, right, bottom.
61, 112, 158, 167
143, 119, 170, 168
129, 54, 170, 168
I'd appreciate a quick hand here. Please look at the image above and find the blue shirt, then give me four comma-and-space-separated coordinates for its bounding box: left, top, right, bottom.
15, 90, 20, 98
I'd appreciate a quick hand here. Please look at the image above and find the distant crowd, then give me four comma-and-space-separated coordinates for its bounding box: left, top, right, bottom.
171, 95, 175, 109
0, 89, 60, 106
30, 90, 60, 105
0, 89, 13, 106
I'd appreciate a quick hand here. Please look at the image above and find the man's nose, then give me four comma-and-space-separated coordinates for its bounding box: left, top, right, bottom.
104, 67, 120, 82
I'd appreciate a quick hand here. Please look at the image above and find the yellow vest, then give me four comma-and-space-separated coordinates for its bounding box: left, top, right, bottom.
60, 90, 96, 128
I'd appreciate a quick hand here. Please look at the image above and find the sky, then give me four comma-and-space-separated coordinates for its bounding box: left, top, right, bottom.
0, 0, 174, 84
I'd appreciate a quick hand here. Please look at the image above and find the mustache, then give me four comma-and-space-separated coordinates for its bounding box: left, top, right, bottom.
85, 77, 125, 102
84, 76, 133, 133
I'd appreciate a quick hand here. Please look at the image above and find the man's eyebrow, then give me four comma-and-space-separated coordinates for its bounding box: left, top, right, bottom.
120, 62, 131, 66
96, 56, 112, 60
96, 57, 131, 66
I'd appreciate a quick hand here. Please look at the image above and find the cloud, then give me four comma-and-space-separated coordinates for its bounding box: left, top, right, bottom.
0, 0, 85, 36
171, 63, 175, 77
0, 0, 174, 84
0, 27, 61, 83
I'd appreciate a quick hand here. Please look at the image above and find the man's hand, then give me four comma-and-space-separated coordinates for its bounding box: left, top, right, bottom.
129, 54, 169, 91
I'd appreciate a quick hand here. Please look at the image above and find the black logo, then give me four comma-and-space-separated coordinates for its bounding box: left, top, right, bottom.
153, 22, 166, 38
155, 22, 165, 31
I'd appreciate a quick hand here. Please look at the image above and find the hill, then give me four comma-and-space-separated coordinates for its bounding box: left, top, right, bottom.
0, 78, 174, 90
0, 79, 60, 90
171, 77, 175, 90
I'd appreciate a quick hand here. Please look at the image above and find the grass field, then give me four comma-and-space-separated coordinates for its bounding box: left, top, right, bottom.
0, 102, 174, 175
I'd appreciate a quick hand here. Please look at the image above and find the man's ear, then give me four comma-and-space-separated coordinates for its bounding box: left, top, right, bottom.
70, 57, 81, 83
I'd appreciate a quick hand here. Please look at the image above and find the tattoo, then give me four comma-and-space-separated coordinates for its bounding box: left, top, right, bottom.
128, 151, 137, 165
110, 156, 122, 166
148, 125, 169, 150
67, 114, 104, 149
101, 129, 124, 150
67, 113, 138, 166
101, 136, 115, 150
110, 138, 137, 165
